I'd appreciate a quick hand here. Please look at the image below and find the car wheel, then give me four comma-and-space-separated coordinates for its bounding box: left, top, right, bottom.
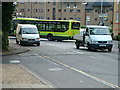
37, 43, 40, 46
108, 48, 112, 52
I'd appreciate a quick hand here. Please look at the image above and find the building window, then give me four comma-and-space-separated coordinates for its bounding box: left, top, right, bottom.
58, 18, 61, 20
39, 9, 44, 12
95, 18, 97, 21
95, 10, 98, 12
47, 17, 50, 19
64, 18, 66, 20
70, 9, 74, 12
73, 5, 77, 8
106, 9, 109, 12
33, 9, 37, 12
53, 2, 56, 5
76, 9, 80, 13
48, 9, 50, 12
33, 2, 37, 4
67, 5, 70, 8
86, 10, 93, 13
28, 9, 30, 12
39, 2, 44, 4
70, 17, 73, 19
20, 9, 24, 12
59, 9, 61, 12
116, 13, 118, 22
64, 9, 66, 12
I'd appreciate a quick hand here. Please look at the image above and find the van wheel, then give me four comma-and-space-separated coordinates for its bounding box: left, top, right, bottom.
16, 40, 19, 44
108, 48, 112, 52
47, 34, 54, 41
20, 41, 23, 46
75, 40, 80, 49
87, 43, 91, 51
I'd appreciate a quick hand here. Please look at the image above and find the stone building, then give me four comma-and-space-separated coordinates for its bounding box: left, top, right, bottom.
113, 0, 120, 37
16, 1, 113, 27
16, 2, 85, 25
85, 2, 113, 26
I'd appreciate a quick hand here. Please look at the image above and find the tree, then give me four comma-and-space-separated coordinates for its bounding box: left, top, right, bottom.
2, 2, 15, 50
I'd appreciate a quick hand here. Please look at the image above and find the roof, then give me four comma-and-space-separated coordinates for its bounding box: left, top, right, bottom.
14, 17, 81, 23
18, 24, 37, 28
85, 2, 113, 10
92, 1, 112, 7
87, 25, 109, 28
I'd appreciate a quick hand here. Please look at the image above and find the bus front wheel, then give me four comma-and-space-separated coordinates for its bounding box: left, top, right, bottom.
47, 34, 54, 41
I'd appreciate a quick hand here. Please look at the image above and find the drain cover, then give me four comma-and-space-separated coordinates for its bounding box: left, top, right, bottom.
9, 60, 20, 64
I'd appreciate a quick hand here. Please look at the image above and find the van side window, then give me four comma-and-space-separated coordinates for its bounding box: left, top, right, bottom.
19, 28, 22, 34
86, 28, 88, 32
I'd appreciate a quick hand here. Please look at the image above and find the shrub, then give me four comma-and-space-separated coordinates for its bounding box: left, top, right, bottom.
116, 35, 120, 41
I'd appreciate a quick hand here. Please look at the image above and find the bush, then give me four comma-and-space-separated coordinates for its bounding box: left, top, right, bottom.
81, 26, 86, 29
116, 35, 120, 41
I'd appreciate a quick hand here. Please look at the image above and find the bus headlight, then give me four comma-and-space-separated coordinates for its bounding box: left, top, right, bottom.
68, 32, 72, 35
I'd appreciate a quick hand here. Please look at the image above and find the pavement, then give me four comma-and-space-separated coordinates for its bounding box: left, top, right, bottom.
1, 38, 53, 88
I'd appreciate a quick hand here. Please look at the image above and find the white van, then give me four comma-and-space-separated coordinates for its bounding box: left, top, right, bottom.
16, 24, 40, 46
74, 25, 113, 52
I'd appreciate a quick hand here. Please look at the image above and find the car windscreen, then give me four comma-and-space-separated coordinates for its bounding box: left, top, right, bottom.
22, 28, 38, 34
89, 27, 110, 35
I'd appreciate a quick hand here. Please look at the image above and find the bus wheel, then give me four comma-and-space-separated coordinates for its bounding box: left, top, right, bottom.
47, 34, 54, 41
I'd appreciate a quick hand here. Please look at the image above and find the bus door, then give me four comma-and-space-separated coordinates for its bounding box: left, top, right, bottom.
71, 22, 80, 36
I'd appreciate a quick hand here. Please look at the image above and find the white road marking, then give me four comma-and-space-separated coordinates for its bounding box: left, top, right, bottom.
43, 55, 119, 88
24, 44, 119, 88
90, 56, 97, 59
48, 68, 63, 72
9, 60, 20, 64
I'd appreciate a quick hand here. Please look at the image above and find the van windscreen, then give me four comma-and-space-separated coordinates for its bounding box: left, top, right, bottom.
22, 28, 38, 34
89, 28, 110, 35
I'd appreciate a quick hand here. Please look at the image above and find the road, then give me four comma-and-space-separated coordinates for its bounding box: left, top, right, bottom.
3, 37, 119, 88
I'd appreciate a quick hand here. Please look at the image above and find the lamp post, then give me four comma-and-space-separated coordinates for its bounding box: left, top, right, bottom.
100, 0, 104, 25
82, 2, 87, 26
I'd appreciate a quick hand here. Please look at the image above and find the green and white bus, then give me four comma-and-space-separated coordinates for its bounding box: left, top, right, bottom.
12, 17, 81, 41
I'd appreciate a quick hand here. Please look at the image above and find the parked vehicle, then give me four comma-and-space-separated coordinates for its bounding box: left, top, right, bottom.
73, 25, 113, 52
16, 24, 40, 46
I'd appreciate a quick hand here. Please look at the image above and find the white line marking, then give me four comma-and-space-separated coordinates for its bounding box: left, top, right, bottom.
90, 56, 97, 59
48, 68, 63, 72
24, 46, 119, 88
9, 60, 20, 64
43, 55, 119, 88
